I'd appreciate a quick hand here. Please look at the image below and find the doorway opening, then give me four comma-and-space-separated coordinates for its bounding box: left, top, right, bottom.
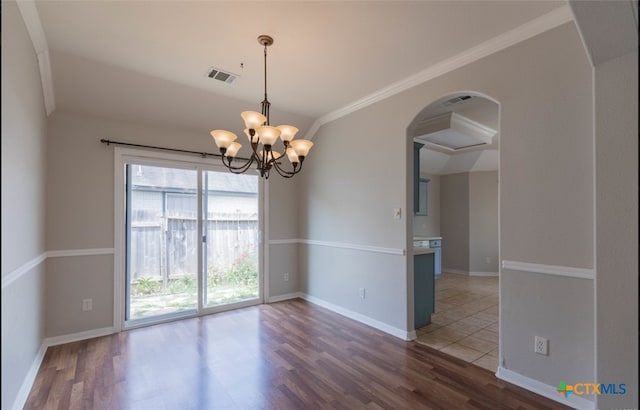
408, 92, 500, 372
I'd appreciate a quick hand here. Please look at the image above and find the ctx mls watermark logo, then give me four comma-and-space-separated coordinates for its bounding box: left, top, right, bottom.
557, 381, 626, 397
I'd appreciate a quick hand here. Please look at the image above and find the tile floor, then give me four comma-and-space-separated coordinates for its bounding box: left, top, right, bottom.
415, 272, 499, 372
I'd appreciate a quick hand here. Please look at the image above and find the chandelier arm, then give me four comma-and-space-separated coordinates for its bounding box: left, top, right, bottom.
271, 160, 300, 178
271, 164, 295, 178
223, 155, 256, 173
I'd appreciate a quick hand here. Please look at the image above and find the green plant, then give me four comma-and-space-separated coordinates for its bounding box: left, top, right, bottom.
224, 253, 257, 287
207, 266, 223, 287
133, 276, 161, 295
167, 275, 197, 294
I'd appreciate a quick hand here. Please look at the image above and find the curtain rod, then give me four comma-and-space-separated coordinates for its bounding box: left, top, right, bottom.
100, 138, 250, 161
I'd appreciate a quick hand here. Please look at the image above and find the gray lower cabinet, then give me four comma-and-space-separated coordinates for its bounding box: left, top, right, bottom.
414, 253, 435, 328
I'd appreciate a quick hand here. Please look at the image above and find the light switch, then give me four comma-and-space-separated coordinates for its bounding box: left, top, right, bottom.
393, 208, 402, 219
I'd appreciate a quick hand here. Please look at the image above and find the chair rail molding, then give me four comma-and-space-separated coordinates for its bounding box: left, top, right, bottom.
2, 248, 116, 289
501, 260, 594, 280
269, 238, 405, 256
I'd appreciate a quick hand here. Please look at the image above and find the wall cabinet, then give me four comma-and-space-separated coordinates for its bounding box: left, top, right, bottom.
414, 142, 429, 215
417, 178, 429, 216
414, 142, 423, 214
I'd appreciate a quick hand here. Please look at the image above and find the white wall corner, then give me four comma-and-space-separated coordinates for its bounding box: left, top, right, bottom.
37, 50, 56, 116
16, 0, 56, 116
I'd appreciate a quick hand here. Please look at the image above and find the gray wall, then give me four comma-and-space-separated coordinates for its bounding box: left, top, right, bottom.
469, 171, 499, 273
440, 171, 499, 274
267, 175, 300, 298
413, 173, 440, 238
440, 173, 470, 272
298, 103, 409, 333
594, 49, 638, 409
300, 21, 595, 393
1, 1, 49, 408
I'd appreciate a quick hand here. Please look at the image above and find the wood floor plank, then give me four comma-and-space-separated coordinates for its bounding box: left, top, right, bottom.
24, 299, 570, 409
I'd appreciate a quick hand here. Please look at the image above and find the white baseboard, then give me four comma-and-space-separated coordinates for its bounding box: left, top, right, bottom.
442, 269, 498, 277
299, 293, 414, 340
12, 342, 47, 410
469, 271, 499, 277
268, 292, 302, 303
496, 367, 595, 410
443, 268, 469, 275
44, 326, 116, 347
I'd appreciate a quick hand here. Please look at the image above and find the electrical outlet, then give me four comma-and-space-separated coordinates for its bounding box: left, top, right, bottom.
359, 288, 366, 299
534, 336, 548, 355
283, 272, 289, 282
393, 208, 401, 220
82, 298, 93, 312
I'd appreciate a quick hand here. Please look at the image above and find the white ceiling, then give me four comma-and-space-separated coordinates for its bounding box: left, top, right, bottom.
33, 1, 568, 137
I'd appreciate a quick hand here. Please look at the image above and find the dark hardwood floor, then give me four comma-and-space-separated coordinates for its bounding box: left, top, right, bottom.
24, 299, 569, 409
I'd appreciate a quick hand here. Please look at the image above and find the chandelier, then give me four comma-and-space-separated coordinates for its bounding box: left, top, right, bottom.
210, 35, 313, 179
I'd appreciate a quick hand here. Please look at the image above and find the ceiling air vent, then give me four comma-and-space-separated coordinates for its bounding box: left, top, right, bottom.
442, 95, 473, 107
206, 67, 239, 85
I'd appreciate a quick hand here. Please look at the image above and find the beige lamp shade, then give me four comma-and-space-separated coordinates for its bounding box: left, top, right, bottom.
286, 148, 299, 164
210, 130, 238, 148
225, 142, 242, 158
289, 139, 314, 157
276, 125, 299, 142
241, 111, 266, 129
256, 126, 281, 146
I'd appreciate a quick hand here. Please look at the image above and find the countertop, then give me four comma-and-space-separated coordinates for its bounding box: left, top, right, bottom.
413, 236, 442, 241
413, 247, 436, 255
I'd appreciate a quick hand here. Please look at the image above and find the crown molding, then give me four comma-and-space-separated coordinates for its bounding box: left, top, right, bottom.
307, 5, 574, 140
16, 1, 56, 116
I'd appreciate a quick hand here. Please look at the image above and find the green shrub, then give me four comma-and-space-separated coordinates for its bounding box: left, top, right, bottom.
207, 266, 223, 287
167, 275, 196, 294
133, 276, 161, 295
224, 253, 257, 286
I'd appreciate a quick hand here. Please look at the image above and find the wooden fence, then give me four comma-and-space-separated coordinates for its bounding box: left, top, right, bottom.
129, 211, 258, 283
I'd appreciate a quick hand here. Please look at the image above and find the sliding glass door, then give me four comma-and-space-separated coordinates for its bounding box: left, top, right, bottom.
123, 159, 261, 327
202, 170, 260, 307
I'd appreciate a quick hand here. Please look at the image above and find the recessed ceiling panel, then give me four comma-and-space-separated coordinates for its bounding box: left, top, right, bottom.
418, 129, 488, 150
414, 112, 496, 152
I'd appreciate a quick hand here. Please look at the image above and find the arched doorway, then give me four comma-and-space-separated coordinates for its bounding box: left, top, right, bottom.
408, 92, 501, 372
